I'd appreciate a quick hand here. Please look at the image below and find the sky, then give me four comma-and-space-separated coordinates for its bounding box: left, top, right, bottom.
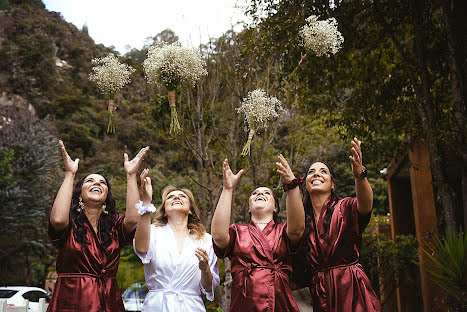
42, 0, 251, 54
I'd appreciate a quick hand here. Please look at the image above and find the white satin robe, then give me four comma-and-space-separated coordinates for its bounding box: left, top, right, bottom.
134, 224, 220, 312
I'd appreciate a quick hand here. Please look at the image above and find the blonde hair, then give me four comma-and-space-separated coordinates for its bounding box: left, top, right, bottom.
152, 185, 206, 240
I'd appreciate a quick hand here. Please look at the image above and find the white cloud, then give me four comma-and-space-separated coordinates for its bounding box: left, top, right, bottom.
42, 0, 250, 54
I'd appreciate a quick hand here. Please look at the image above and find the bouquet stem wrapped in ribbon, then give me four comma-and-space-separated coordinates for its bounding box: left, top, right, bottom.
241, 129, 256, 157
143, 42, 207, 135
89, 54, 135, 134
107, 99, 116, 134
167, 90, 180, 134
237, 89, 283, 157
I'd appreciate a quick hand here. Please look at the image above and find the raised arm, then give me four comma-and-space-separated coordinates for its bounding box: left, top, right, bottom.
211, 159, 244, 250
349, 138, 373, 215
123, 146, 150, 234
50, 140, 79, 232
134, 169, 152, 254
276, 154, 305, 245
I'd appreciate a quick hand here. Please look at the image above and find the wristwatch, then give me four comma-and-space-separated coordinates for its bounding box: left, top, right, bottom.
360, 166, 368, 179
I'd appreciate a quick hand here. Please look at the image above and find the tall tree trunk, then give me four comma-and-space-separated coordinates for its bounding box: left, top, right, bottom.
412, 0, 457, 232
440, 0, 467, 229
221, 258, 232, 312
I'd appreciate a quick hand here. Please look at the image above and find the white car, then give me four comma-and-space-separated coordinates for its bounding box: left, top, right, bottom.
0, 286, 50, 312
122, 283, 148, 312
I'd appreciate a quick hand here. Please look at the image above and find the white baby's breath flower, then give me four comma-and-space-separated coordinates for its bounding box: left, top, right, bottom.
237, 89, 283, 156
142, 42, 207, 90
237, 89, 283, 131
88, 53, 136, 97
300, 15, 344, 57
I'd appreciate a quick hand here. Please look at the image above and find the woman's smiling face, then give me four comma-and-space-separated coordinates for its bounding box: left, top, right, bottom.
80, 174, 108, 204
164, 190, 191, 216
305, 162, 334, 195
248, 187, 276, 216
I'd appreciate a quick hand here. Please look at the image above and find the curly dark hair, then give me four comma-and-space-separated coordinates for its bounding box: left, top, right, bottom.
70, 174, 118, 251
292, 161, 340, 286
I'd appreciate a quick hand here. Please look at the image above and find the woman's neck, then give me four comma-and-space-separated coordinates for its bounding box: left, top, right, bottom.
251, 215, 272, 224
310, 192, 330, 217
251, 212, 273, 230
167, 213, 189, 234
84, 204, 102, 224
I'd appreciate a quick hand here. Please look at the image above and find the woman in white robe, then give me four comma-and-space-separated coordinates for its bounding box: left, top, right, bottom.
133, 170, 220, 312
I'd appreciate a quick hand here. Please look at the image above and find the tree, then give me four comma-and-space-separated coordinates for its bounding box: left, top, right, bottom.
0, 0, 12, 11
243, 0, 464, 232
0, 107, 60, 285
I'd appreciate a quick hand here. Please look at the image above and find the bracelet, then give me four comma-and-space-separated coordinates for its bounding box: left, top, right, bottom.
135, 200, 156, 215
283, 177, 303, 191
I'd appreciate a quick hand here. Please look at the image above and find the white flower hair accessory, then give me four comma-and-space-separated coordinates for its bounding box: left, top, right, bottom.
236, 89, 283, 156
142, 42, 207, 134
89, 53, 136, 133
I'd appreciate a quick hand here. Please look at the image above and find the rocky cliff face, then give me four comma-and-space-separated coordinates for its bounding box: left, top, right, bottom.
0, 0, 154, 163
0, 0, 110, 118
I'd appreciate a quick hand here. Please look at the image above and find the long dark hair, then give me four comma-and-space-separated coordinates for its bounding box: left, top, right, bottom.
70, 174, 117, 251
292, 161, 340, 286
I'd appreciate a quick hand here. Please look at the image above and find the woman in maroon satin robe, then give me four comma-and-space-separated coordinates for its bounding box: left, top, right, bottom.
288, 138, 381, 312
211, 157, 305, 312
47, 140, 149, 312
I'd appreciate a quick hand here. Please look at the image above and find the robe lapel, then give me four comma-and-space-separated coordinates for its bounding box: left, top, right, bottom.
248, 221, 274, 264
165, 224, 187, 273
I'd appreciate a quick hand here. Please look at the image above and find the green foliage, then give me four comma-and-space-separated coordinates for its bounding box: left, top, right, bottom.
360, 217, 418, 306
242, 0, 460, 170
416, 230, 467, 311
116, 246, 145, 292
81, 23, 88, 35
0, 149, 15, 188
0, 0, 12, 10
9, 0, 44, 9
0, 110, 60, 285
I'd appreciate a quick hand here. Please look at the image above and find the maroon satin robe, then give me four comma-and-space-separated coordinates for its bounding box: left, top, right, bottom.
47, 214, 133, 312
306, 197, 381, 312
214, 221, 299, 312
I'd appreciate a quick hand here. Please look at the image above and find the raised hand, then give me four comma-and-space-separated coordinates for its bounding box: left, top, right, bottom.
222, 159, 244, 190
59, 140, 79, 174
349, 137, 364, 178
275, 154, 296, 184
139, 168, 153, 203
124, 146, 150, 175
195, 247, 210, 272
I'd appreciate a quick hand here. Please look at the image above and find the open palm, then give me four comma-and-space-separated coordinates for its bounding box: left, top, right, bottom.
124, 146, 149, 175
59, 140, 79, 174
222, 159, 244, 190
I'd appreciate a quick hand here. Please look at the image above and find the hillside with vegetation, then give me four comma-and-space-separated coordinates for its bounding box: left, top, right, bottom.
0, 0, 464, 309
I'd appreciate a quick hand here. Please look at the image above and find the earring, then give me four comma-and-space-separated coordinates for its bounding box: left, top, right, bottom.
102, 203, 108, 214
77, 197, 84, 212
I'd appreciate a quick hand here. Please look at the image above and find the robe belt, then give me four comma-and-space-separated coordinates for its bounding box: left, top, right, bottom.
310, 260, 360, 312
231, 258, 291, 298
149, 287, 199, 308
58, 272, 114, 310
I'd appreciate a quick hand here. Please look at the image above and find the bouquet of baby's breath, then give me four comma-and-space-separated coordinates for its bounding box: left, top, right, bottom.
89, 53, 135, 133
298, 15, 344, 65
236, 89, 283, 157
143, 42, 207, 134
